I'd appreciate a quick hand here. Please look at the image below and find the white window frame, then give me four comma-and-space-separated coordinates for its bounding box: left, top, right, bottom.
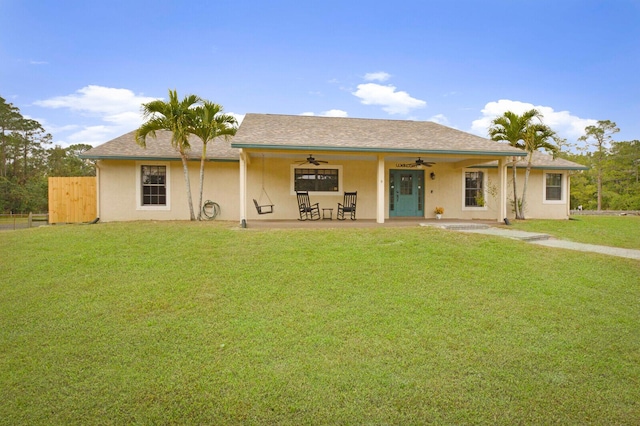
462, 169, 488, 211
290, 164, 343, 196
136, 161, 171, 211
543, 171, 565, 204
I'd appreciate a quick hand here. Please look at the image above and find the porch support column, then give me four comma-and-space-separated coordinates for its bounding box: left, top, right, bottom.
566, 174, 571, 218
376, 154, 385, 223
239, 150, 247, 227
497, 157, 507, 223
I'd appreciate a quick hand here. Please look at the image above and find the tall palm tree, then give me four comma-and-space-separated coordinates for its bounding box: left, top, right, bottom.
135, 90, 202, 220
488, 109, 540, 219
521, 123, 559, 218
189, 102, 238, 220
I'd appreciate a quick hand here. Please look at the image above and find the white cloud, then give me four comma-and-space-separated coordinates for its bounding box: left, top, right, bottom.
352, 83, 426, 115
470, 99, 597, 141
428, 114, 450, 126
66, 125, 116, 145
364, 72, 391, 82
35, 85, 156, 118
321, 109, 348, 117
229, 113, 245, 125
33, 86, 244, 147
34, 85, 160, 147
300, 110, 348, 118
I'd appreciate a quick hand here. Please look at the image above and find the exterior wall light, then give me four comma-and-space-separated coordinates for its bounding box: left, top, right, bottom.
430, 172, 436, 180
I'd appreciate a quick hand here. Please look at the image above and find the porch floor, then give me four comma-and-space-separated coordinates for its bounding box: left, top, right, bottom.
243, 218, 498, 229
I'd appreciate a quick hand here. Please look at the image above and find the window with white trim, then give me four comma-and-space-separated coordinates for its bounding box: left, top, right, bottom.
545, 173, 563, 201
464, 171, 484, 207
141, 165, 167, 205
136, 161, 171, 210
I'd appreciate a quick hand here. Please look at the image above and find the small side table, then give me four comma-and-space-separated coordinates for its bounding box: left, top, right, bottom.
322, 208, 333, 220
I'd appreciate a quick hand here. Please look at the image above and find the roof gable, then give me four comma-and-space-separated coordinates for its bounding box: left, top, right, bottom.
81, 130, 239, 161
81, 114, 587, 171
231, 113, 527, 157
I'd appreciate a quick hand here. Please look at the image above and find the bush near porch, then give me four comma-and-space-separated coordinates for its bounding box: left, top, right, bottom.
1, 221, 638, 424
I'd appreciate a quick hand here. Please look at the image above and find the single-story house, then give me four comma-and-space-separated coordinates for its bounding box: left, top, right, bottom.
81, 113, 588, 224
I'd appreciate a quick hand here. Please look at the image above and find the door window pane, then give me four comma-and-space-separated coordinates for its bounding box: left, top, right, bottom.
400, 174, 413, 195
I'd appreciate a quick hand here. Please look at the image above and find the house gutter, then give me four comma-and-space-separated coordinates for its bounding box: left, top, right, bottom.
469, 164, 589, 171
80, 155, 239, 162
229, 144, 527, 157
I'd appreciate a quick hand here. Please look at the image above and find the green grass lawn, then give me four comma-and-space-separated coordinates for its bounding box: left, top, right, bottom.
1, 221, 639, 424
505, 215, 640, 250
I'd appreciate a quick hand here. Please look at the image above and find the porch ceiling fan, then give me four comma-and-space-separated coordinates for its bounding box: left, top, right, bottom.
413, 157, 435, 167
298, 154, 328, 166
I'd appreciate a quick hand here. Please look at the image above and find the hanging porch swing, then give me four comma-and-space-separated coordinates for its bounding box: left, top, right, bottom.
253, 155, 274, 214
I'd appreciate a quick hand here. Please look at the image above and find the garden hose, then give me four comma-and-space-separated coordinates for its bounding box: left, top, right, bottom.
202, 200, 220, 220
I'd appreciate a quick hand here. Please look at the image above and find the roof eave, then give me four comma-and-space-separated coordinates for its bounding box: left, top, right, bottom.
80, 154, 238, 162
231, 143, 527, 157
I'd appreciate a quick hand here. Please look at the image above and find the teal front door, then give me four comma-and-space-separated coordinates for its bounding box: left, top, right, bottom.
389, 170, 424, 217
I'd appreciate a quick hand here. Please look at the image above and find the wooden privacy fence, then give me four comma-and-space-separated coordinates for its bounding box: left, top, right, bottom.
48, 177, 97, 224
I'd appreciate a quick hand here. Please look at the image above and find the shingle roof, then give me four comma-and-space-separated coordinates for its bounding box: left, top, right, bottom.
81, 114, 587, 171
519, 151, 588, 170
81, 129, 239, 161
475, 152, 588, 170
231, 113, 527, 157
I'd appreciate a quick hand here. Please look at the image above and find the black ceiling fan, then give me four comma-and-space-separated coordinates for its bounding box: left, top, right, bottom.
298, 154, 328, 166
414, 157, 435, 167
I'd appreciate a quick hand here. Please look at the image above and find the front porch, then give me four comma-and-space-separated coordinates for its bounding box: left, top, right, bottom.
231, 114, 528, 226
241, 218, 498, 229
238, 151, 512, 225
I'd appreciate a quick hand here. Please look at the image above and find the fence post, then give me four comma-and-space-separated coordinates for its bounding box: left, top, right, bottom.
28, 212, 33, 228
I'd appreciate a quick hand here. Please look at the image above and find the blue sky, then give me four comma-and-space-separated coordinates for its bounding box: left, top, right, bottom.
2, 0, 639, 150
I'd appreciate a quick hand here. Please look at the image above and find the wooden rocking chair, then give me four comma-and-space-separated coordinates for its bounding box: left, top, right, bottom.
296, 191, 320, 220
337, 191, 357, 220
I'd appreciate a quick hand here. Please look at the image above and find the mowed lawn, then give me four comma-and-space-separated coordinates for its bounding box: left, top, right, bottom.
506, 215, 640, 250
1, 220, 639, 425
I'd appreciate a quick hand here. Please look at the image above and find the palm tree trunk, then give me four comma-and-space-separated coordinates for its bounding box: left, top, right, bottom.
197, 144, 207, 220
511, 156, 522, 219
521, 155, 533, 220
180, 152, 196, 221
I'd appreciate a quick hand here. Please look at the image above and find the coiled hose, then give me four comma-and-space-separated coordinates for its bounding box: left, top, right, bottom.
202, 200, 220, 220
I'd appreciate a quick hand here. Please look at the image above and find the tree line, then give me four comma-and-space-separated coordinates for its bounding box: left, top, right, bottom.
562, 138, 640, 211
2, 91, 639, 215
0, 96, 95, 213
488, 111, 640, 215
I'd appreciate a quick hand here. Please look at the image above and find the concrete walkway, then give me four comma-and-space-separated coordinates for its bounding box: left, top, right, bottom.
422, 222, 640, 260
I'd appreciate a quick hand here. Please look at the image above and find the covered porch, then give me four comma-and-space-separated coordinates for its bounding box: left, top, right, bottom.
236, 149, 514, 226
231, 114, 526, 227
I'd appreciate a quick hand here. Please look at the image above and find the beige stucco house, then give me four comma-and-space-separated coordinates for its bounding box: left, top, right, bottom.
81, 113, 587, 224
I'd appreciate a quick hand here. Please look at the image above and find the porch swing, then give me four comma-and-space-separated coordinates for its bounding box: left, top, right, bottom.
253, 155, 274, 214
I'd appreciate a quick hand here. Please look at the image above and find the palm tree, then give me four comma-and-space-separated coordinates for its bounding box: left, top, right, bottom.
189, 102, 238, 220
520, 123, 559, 218
135, 90, 201, 220
488, 109, 540, 219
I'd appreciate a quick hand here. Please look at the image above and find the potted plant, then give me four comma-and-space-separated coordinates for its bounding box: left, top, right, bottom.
434, 206, 444, 219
